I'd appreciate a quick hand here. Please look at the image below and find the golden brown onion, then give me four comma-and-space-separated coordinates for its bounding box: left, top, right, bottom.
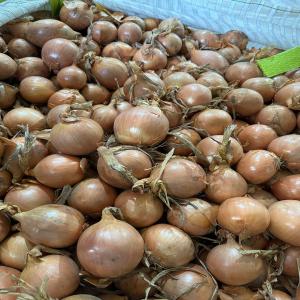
218, 44, 241, 63
0, 53, 17, 80
197, 71, 228, 91
144, 18, 159, 31
222, 30, 248, 50
271, 290, 291, 300
57, 65, 87, 90
274, 82, 300, 109
81, 83, 111, 105
192, 29, 220, 48
160, 101, 182, 128
283, 246, 300, 277
7, 38, 38, 58
271, 174, 300, 200
63, 295, 101, 300
48, 88, 85, 109
248, 187, 278, 208
163, 71, 196, 89
91, 21, 117, 45
0, 82, 18, 109
0, 171, 12, 197
46, 104, 70, 127
225, 62, 262, 84
158, 33, 182, 56
0, 266, 20, 300
102, 41, 136, 62
118, 22, 142, 45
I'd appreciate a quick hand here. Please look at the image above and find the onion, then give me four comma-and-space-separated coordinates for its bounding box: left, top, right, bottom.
205, 166, 248, 203
19, 76, 57, 104
91, 57, 129, 90
81, 83, 111, 104
268, 135, 300, 173
63, 295, 101, 300
218, 44, 241, 63
241, 77, 275, 103
123, 16, 145, 30
20, 255, 80, 299
238, 124, 277, 151
7, 38, 37, 59
114, 105, 169, 146
68, 178, 117, 216
142, 223, 195, 267
225, 88, 264, 117
42, 38, 80, 72
0, 266, 20, 300
269, 200, 300, 246
47, 104, 70, 127
177, 83, 212, 107
196, 135, 243, 165
158, 33, 182, 56
222, 30, 248, 50
118, 22, 142, 44
159, 18, 185, 38
0, 232, 33, 270
0, 37, 7, 53
192, 29, 220, 48
48, 88, 86, 109
271, 174, 300, 201
248, 187, 278, 208
165, 128, 201, 156
0, 213, 10, 243
102, 41, 136, 62
197, 71, 228, 92
163, 71, 196, 89
32, 154, 86, 188
97, 148, 152, 189
115, 190, 163, 228
237, 150, 279, 184
0, 82, 18, 109
283, 246, 300, 277
77, 208, 144, 278
59, 1, 93, 30
26, 19, 80, 47
99, 295, 127, 300
206, 239, 265, 285
144, 18, 159, 31
193, 109, 232, 135
4, 182, 54, 212
133, 45, 167, 71
14, 204, 84, 248
79, 37, 101, 56
225, 62, 262, 84
160, 101, 182, 128
0, 171, 12, 197
15, 57, 50, 81
274, 82, 300, 109
0, 53, 17, 80
3, 107, 46, 134
57, 65, 87, 90
91, 21, 118, 45
255, 105, 296, 135
217, 197, 270, 237
271, 290, 291, 300
191, 49, 229, 73
167, 198, 218, 235
298, 112, 300, 128
166, 55, 185, 68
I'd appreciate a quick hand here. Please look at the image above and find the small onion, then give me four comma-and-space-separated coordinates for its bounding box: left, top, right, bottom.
15, 57, 50, 81
238, 124, 277, 151
3, 107, 46, 134
163, 71, 196, 89
0, 82, 18, 109
248, 187, 278, 208
0, 232, 33, 270
68, 178, 117, 216
0, 213, 10, 243
4, 182, 55, 212
97, 148, 152, 189
167, 198, 218, 236
225, 88, 264, 117
158, 33, 182, 56
297, 112, 300, 128
0, 53, 17, 80
0, 171, 12, 197
48, 88, 86, 109
47, 104, 70, 127
193, 109, 232, 135
20, 255, 80, 299
42, 38, 80, 72
20, 76, 57, 104
4, 20, 30, 39
118, 22, 142, 44
77, 208, 144, 278
98, 296, 127, 300
32, 154, 86, 188
271, 174, 300, 201
144, 18, 159, 31
271, 290, 291, 300
63, 295, 101, 300
274, 82, 300, 109
191, 49, 229, 73
225, 62, 262, 84
81, 83, 111, 104
14, 204, 84, 248
218, 44, 241, 63
197, 71, 228, 91
142, 223, 195, 267
269, 200, 300, 247
91, 21, 118, 45
283, 246, 300, 277
206, 239, 266, 286
159, 18, 185, 38
0, 37, 7, 53
192, 29, 220, 48
222, 30, 248, 50
114, 106, 169, 146
102, 41, 136, 62
92, 103, 119, 133
79, 37, 101, 56
205, 166, 248, 203
7, 38, 38, 58
114, 190, 163, 228
217, 197, 270, 237
0, 266, 20, 300
57, 65, 87, 90
160, 101, 182, 128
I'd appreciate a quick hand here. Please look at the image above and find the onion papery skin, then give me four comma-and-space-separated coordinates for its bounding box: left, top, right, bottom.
97, 148, 152, 189
160, 264, 216, 300
77, 210, 144, 278
217, 197, 270, 237
142, 223, 195, 267
274, 82, 300, 108
50, 118, 104, 155
48, 88, 86, 109
0, 82, 18, 109
115, 190, 163, 228
269, 200, 300, 247
222, 30, 248, 50
20, 255, 80, 299
160, 101, 182, 128
271, 174, 300, 200
205, 167, 248, 203
0, 232, 34, 270
206, 240, 266, 286
0, 266, 20, 300
81, 83, 111, 105
114, 106, 169, 146
33, 154, 86, 188
167, 198, 218, 235
14, 204, 84, 248
102, 42, 136, 62
68, 178, 117, 216
192, 29, 220, 48
0, 213, 10, 243
248, 187, 278, 208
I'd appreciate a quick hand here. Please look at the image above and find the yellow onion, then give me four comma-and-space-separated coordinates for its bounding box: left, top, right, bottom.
0, 213, 10, 243
247, 186, 278, 208
91, 21, 117, 45
0, 266, 20, 300
163, 71, 196, 89
7, 38, 38, 58
57, 65, 87, 90
0, 82, 18, 109
0, 53, 17, 80
48, 88, 86, 109
271, 174, 300, 200
81, 83, 111, 105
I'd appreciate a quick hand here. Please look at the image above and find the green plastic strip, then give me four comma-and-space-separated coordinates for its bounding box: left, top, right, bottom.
257, 46, 300, 78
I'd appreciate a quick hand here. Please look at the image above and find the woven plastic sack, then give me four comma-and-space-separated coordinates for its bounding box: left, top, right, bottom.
0, 0, 299, 49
